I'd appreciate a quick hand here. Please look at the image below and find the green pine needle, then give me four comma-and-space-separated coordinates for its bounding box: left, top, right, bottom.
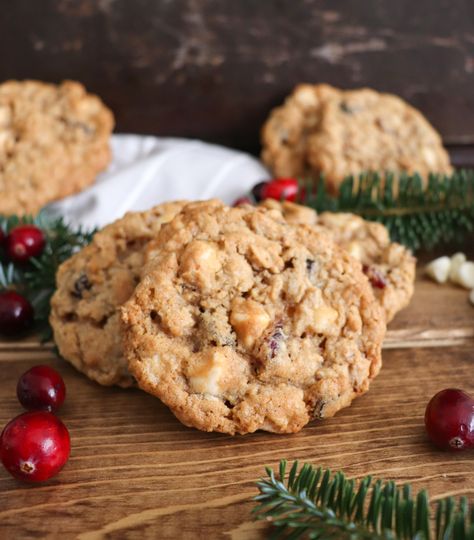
0, 212, 95, 340
254, 460, 474, 540
300, 170, 474, 251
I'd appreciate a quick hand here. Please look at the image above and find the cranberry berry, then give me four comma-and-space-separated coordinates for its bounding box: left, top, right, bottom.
425, 388, 474, 451
0, 291, 34, 336
251, 181, 269, 203
6, 225, 45, 263
0, 411, 70, 483
261, 178, 299, 202
17, 365, 66, 412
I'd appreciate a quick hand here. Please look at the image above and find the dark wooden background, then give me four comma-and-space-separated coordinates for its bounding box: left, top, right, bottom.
1, 0, 474, 158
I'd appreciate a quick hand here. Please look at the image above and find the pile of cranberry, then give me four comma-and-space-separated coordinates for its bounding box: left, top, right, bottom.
0, 365, 70, 482
0, 224, 46, 336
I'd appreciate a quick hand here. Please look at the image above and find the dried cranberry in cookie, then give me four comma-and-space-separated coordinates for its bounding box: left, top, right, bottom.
260, 200, 416, 322
121, 201, 385, 435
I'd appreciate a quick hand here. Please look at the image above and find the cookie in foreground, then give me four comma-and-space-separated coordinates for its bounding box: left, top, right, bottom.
0, 80, 114, 215
121, 201, 386, 435
50, 201, 187, 387
260, 199, 416, 322
261, 83, 451, 191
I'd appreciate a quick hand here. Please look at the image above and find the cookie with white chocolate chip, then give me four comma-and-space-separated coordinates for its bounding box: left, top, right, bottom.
121, 200, 385, 435
260, 199, 416, 322
261, 84, 452, 192
0, 80, 114, 215
50, 201, 187, 387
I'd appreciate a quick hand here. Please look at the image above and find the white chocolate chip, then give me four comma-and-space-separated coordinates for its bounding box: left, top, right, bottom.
320, 212, 359, 232
230, 298, 271, 349
0, 106, 11, 127
179, 240, 221, 289
312, 305, 338, 333
454, 261, 474, 289
188, 350, 225, 396
425, 256, 451, 284
0, 130, 14, 152
346, 241, 363, 261
449, 252, 466, 283
422, 146, 437, 167
294, 85, 319, 108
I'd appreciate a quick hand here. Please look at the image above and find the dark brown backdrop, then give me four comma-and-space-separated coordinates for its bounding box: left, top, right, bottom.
1, 0, 474, 159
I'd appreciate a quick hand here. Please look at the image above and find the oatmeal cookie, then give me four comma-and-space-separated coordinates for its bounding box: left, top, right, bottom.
261, 199, 416, 321
261, 84, 452, 191
121, 201, 385, 435
261, 84, 337, 179
50, 201, 187, 387
0, 80, 114, 215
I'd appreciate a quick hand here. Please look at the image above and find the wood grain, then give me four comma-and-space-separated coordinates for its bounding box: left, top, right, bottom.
1, 0, 473, 154
0, 274, 473, 538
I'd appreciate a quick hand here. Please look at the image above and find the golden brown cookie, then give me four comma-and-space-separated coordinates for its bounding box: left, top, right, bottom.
0, 80, 114, 215
261, 84, 337, 180
50, 201, 187, 387
261, 200, 416, 321
121, 201, 386, 435
261, 84, 452, 191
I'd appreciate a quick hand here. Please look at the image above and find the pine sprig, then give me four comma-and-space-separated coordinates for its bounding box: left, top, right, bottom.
301, 170, 474, 251
254, 460, 474, 540
0, 212, 95, 340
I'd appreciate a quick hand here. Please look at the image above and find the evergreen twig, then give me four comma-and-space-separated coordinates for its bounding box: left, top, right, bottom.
300, 170, 474, 251
254, 460, 474, 539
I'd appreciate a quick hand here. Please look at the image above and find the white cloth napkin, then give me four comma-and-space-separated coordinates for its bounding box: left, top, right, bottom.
46, 134, 270, 229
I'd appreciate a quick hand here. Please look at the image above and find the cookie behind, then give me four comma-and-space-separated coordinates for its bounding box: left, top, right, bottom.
0, 80, 114, 215
261, 84, 452, 191
50, 201, 187, 387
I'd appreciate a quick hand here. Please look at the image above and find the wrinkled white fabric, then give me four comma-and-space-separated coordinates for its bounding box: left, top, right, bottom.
46, 134, 269, 229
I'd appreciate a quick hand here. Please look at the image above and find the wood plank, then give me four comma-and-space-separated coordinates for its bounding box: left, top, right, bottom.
1, 1, 474, 153
0, 345, 472, 538
1, 260, 473, 538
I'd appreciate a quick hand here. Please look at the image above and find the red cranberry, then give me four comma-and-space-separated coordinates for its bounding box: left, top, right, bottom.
233, 196, 253, 207
362, 264, 387, 289
6, 225, 45, 263
0, 411, 70, 483
251, 181, 269, 202
425, 389, 474, 451
0, 291, 34, 336
17, 365, 66, 412
261, 178, 299, 202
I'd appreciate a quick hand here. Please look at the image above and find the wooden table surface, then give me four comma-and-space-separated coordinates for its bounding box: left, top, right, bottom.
0, 268, 473, 539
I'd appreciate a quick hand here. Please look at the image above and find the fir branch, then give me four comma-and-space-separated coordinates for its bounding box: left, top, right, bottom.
301, 170, 474, 251
0, 212, 95, 340
254, 460, 474, 540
